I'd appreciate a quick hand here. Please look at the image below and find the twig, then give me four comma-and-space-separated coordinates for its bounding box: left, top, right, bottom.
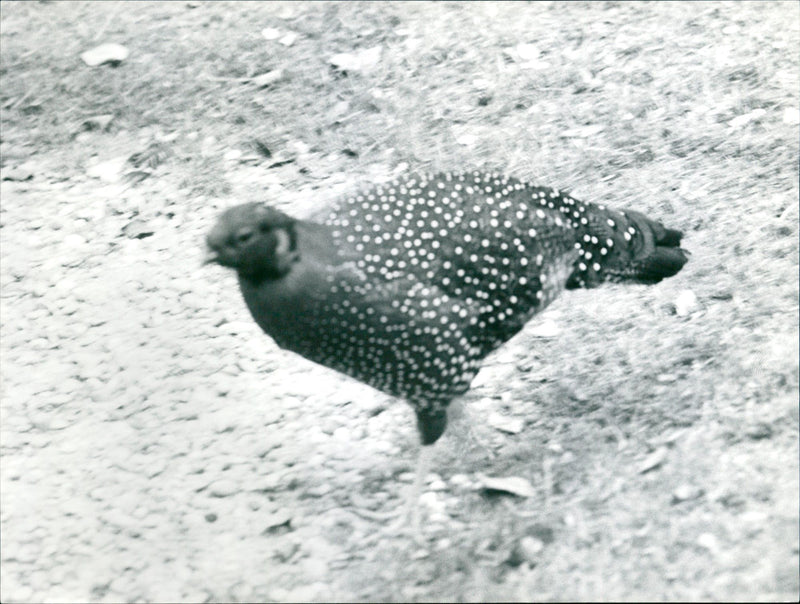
200, 71, 256, 83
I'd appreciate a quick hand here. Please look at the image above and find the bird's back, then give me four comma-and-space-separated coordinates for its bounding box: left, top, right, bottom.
319, 173, 585, 349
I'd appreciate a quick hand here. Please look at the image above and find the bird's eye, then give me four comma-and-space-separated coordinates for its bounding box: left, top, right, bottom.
237, 229, 254, 244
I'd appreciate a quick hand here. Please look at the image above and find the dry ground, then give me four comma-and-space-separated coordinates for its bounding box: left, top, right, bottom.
1, 1, 798, 602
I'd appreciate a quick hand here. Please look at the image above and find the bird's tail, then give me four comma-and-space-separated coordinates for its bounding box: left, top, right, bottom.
566, 205, 689, 289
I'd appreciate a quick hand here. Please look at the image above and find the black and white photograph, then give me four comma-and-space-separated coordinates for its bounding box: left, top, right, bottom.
1, 1, 798, 602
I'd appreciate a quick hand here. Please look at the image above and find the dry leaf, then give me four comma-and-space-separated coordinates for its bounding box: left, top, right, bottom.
488, 412, 524, 434
478, 474, 536, 497
252, 69, 284, 88
330, 46, 382, 72
80, 43, 129, 67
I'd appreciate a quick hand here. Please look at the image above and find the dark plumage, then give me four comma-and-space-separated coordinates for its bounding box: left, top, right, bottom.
206, 171, 688, 448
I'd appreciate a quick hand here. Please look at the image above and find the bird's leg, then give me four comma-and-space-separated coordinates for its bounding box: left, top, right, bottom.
379, 443, 435, 540
408, 443, 434, 536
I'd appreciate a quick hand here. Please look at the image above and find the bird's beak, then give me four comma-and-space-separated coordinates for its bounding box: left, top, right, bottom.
202, 250, 219, 266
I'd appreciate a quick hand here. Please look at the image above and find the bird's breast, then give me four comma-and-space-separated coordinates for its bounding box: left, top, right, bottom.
238, 260, 329, 342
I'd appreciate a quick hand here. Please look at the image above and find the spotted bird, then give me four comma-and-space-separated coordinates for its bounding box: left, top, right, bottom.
205, 170, 689, 528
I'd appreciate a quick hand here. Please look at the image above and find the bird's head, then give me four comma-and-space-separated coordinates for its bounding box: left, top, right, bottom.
205, 203, 300, 282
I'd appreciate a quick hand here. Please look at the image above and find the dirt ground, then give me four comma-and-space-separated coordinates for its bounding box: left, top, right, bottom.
1, 1, 798, 602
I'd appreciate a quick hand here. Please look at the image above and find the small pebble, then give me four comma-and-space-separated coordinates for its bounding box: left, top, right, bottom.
263, 510, 292, 531
208, 479, 240, 497
307, 483, 333, 497
729, 108, 766, 129
488, 411, 524, 434
252, 69, 284, 88
330, 46, 382, 72
261, 27, 281, 40
518, 535, 545, 563
674, 289, 699, 317
86, 157, 126, 182
279, 32, 297, 46
671, 484, 703, 503
449, 473, 472, 488
528, 319, 561, 338
82, 115, 114, 131
428, 479, 448, 491
739, 510, 767, 525
122, 219, 154, 239
64, 233, 86, 247
456, 133, 478, 146
696, 532, 719, 552
419, 491, 446, 512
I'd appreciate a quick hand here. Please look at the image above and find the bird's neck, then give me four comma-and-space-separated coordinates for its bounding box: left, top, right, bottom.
237, 219, 337, 335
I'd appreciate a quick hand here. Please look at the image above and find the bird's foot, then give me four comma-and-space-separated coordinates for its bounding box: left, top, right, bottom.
382, 500, 422, 541
344, 493, 425, 543
344, 499, 403, 522
345, 447, 435, 543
